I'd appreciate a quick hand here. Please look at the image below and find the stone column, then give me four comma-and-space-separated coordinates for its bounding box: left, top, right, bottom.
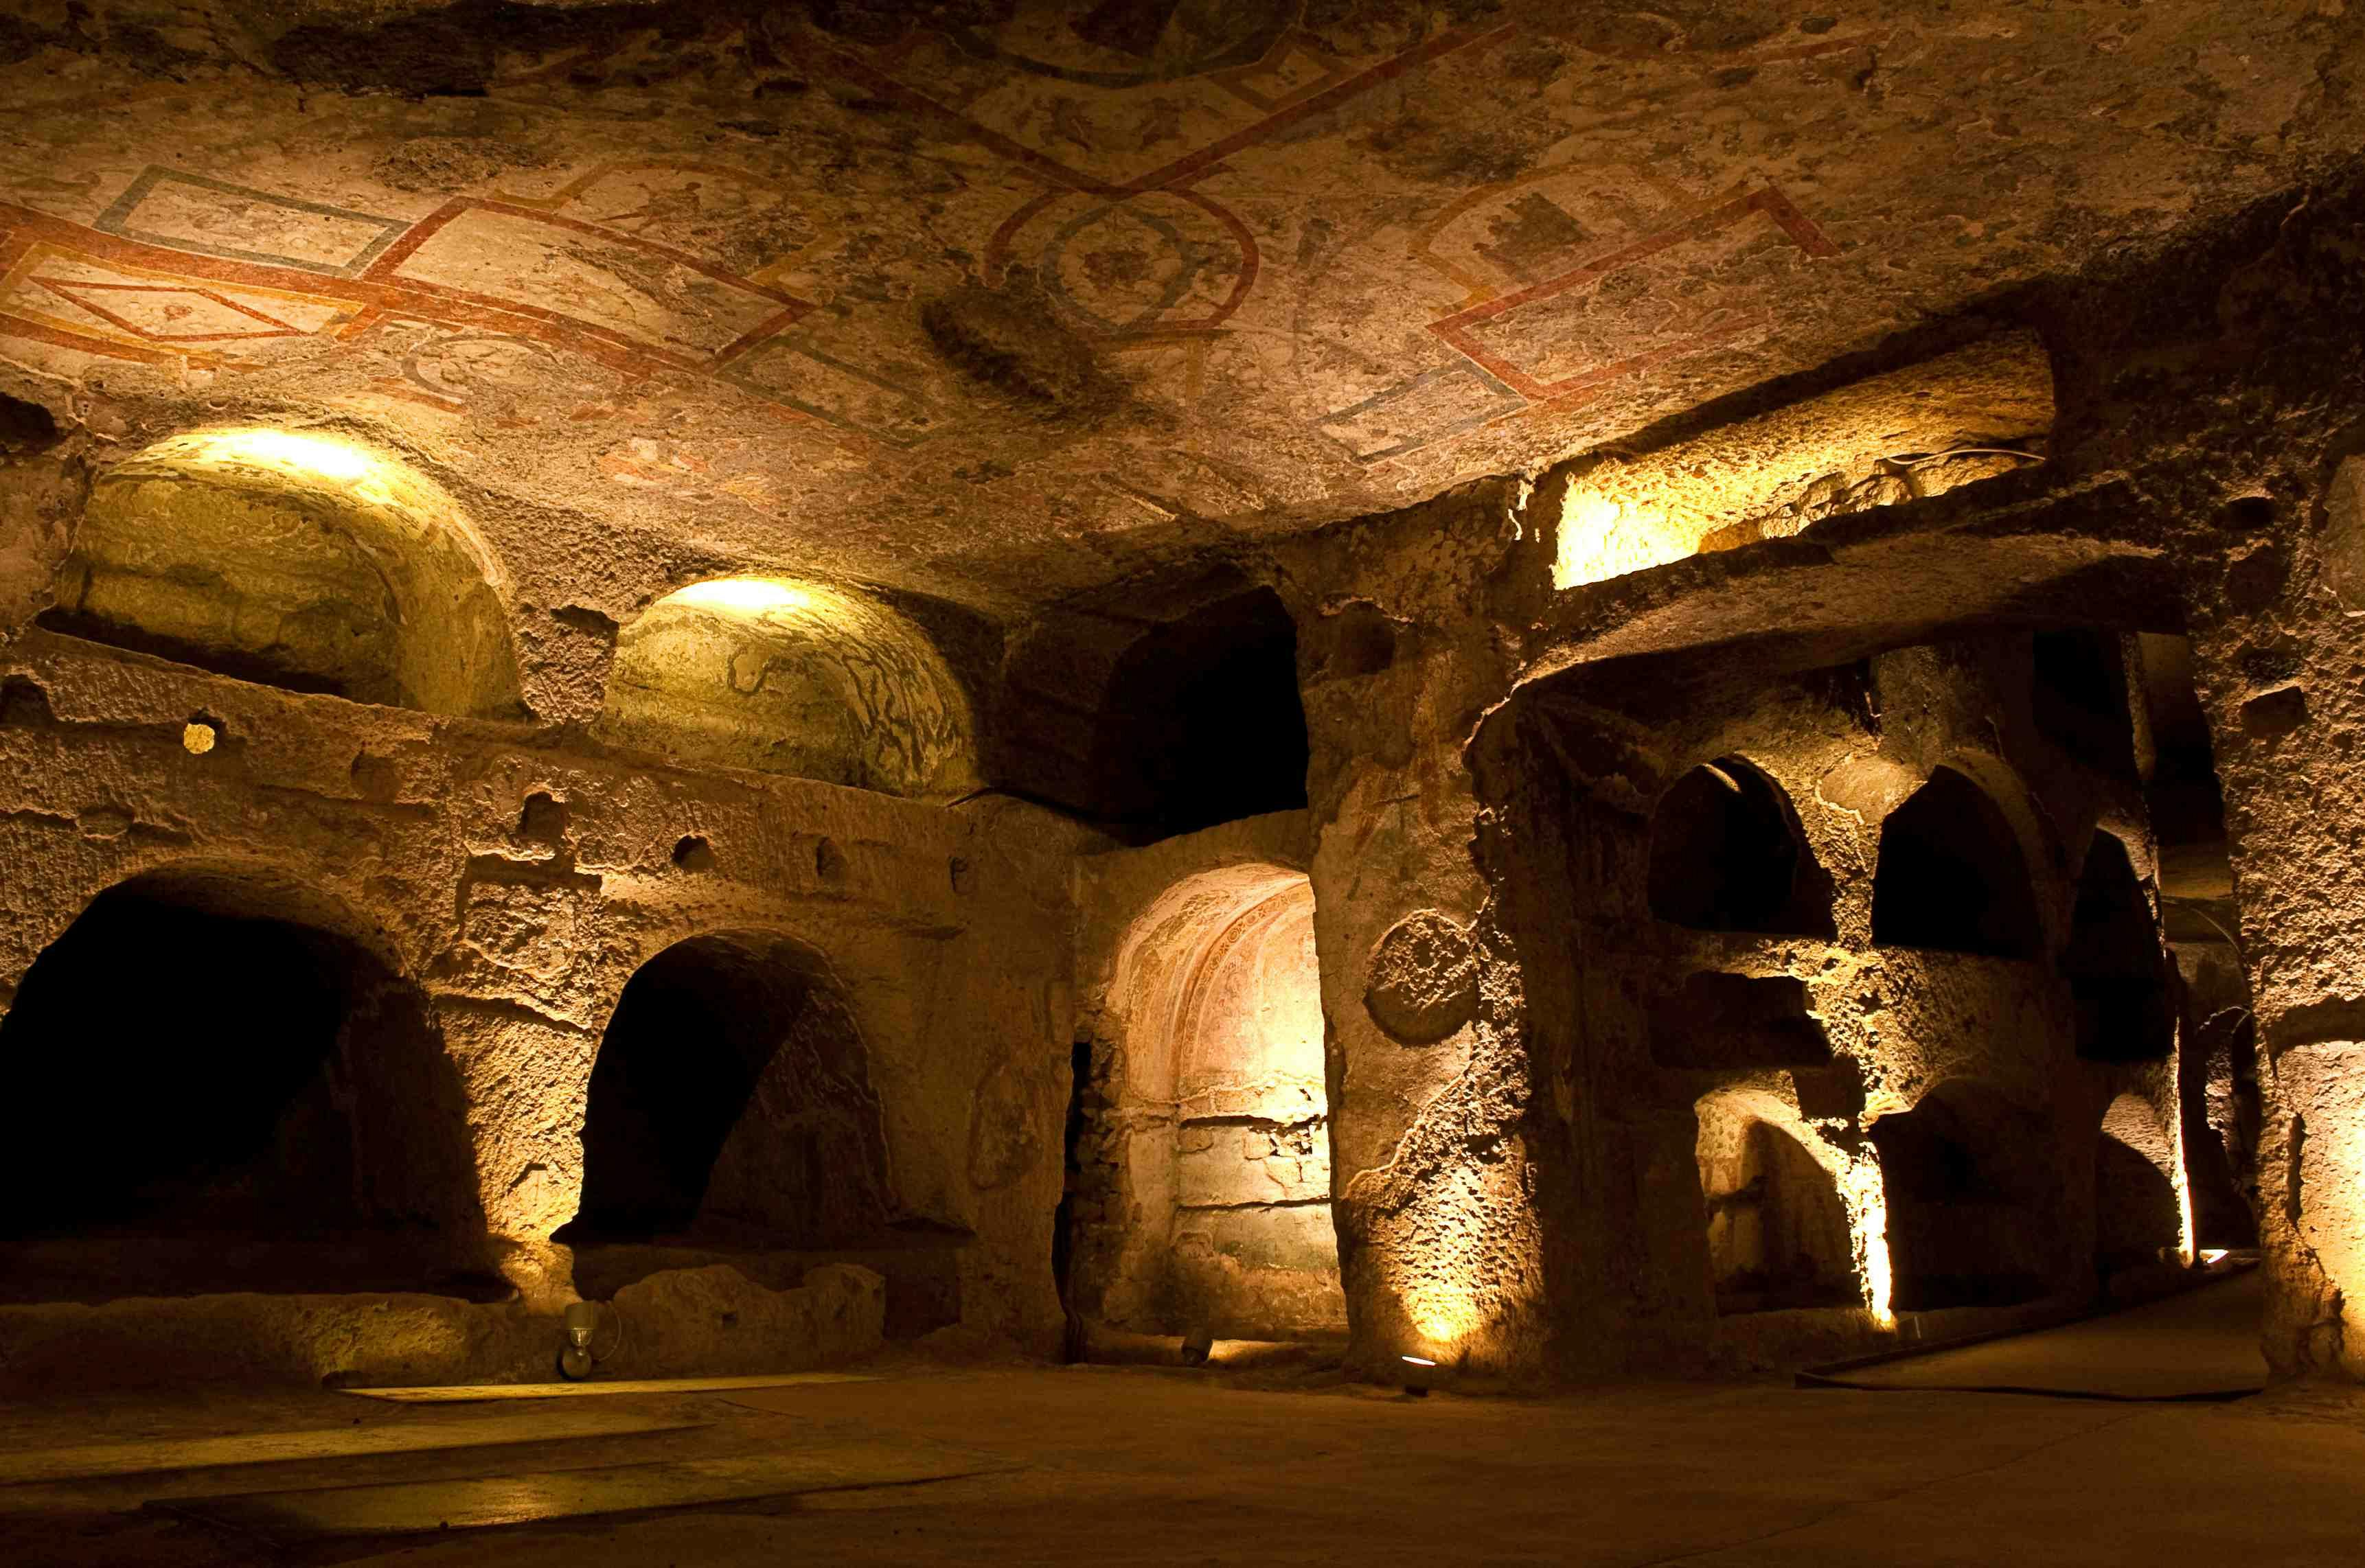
1281, 480, 1551, 1379
2190, 472, 2365, 1377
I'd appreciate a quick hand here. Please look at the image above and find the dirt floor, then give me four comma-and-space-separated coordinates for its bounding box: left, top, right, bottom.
2, 1331, 2363, 1567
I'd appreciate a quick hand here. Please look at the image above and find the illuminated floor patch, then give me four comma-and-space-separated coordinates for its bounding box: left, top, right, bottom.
1806, 1267, 2267, 1401
149, 1444, 1016, 1541
0, 1409, 702, 1486
343, 1371, 879, 1403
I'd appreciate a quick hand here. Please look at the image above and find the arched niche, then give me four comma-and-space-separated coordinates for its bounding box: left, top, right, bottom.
1694, 1091, 1858, 1314
1868, 1079, 2061, 1311
0, 865, 481, 1299
1078, 863, 1342, 1341
2030, 627, 2134, 770
565, 931, 892, 1247
42, 428, 521, 716
2061, 831, 2174, 1063
1088, 588, 1309, 840
1647, 756, 1833, 935
594, 577, 979, 801
1871, 765, 2046, 959
2095, 1094, 2182, 1275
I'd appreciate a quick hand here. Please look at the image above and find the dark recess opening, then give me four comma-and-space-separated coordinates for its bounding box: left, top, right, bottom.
566, 933, 889, 1247
1647, 757, 1831, 934
1871, 767, 2046, 959
2061, 832, 2174, 1062
0, 873, 480, 1299
2095, 1125, 2182, 1276
1700, 1117, 1858, 1315
1869, 1081, 2059, 1311
1649, 972, 1832, 1071
2030, 628, 2134, 770
34, 606, 356, 700
1090, 587, 1310, 840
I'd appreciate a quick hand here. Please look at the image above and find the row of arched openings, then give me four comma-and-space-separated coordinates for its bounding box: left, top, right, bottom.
1699, 1083, 2182, 1316
0, 867, 891, 1300
1647, 757, 2171, 1052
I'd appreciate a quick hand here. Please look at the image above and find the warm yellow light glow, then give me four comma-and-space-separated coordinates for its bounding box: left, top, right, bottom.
1552, 487, 1693, 589
176, 427, 381, 485
180, 722, 215, 755
1840, 1159, 1897, 1326
670, 577, 822, 616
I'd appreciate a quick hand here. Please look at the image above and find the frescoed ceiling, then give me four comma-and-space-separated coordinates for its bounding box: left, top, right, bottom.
0, 1, 2355, 616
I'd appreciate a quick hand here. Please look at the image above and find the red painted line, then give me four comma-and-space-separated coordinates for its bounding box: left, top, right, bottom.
0, 308, 189, 366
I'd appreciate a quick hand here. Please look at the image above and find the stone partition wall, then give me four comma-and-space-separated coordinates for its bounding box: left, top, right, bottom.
0, 625, 1075, 1390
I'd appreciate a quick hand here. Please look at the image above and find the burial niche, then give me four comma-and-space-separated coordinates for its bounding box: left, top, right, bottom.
1088, 588, 1310, 840
567, 932, 891, 1247
42, 428, 521, 715
2060, 831, 2174, 1063
1869, 1079, 2061, 1311
595, 577, 979, 800
1695, 1093, 1858, 1314
1647, 757, 1831, 935
1076, 865, 1343, 1342
0, 868, 477, 1299
1870, 766, 2045, 959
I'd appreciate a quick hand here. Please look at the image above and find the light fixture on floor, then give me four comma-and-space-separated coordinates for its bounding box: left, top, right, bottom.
1401, 1354, 1439, 1398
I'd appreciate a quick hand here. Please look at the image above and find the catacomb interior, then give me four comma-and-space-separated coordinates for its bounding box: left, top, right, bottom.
4, 2, 2365, 1558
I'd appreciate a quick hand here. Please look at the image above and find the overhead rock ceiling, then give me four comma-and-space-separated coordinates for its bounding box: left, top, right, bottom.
0, 0, 2354, 616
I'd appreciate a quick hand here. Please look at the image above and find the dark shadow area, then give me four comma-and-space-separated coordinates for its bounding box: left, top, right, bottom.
1649, 972, 1833, 1070
1697, 1107, 1858, 1315
34, 610, 356, 698
0, 871, 481, 1300
2061, 832, 2174, 1062
2030, 627, 2134, 772
1871, 766, 2046, 958
1871, 1079, 2061, 1311
566, 932, 891, 1247
1647, 757, 1833, 935
1088, 587, 1309, 840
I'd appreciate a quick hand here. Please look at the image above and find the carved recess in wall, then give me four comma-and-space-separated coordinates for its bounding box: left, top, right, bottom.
1363, 908, 1478, 1045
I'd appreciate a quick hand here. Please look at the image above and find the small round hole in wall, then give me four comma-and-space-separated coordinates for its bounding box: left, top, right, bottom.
672, 835, 716, 873
181, 720, 216, 755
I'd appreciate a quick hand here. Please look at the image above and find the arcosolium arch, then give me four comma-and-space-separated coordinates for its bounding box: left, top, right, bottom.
43, 428, 522, 716
1076, 862, 1342, 1341
1647, 756, 1831, 935
1871, 765, 2046, 959
0, 864, 479, 1298
595, 577, 979, 801
566, 930, 893, 1247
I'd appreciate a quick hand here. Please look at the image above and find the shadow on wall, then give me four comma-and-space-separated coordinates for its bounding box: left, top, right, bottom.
41, 428, 523, 717
0, 866, 484, 1300
1869, 1079, 2062, 1311
595, 577, 979, 800
1871, 766, 2046, 959
1695, 1092, 1858, 1315
562, 932, 892, 1249
2061, 831, 2174, 1063
2096, 1093, 2183, 1274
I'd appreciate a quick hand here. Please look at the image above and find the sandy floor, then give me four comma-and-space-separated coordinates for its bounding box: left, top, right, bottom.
2, 1353, 2362, 1566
